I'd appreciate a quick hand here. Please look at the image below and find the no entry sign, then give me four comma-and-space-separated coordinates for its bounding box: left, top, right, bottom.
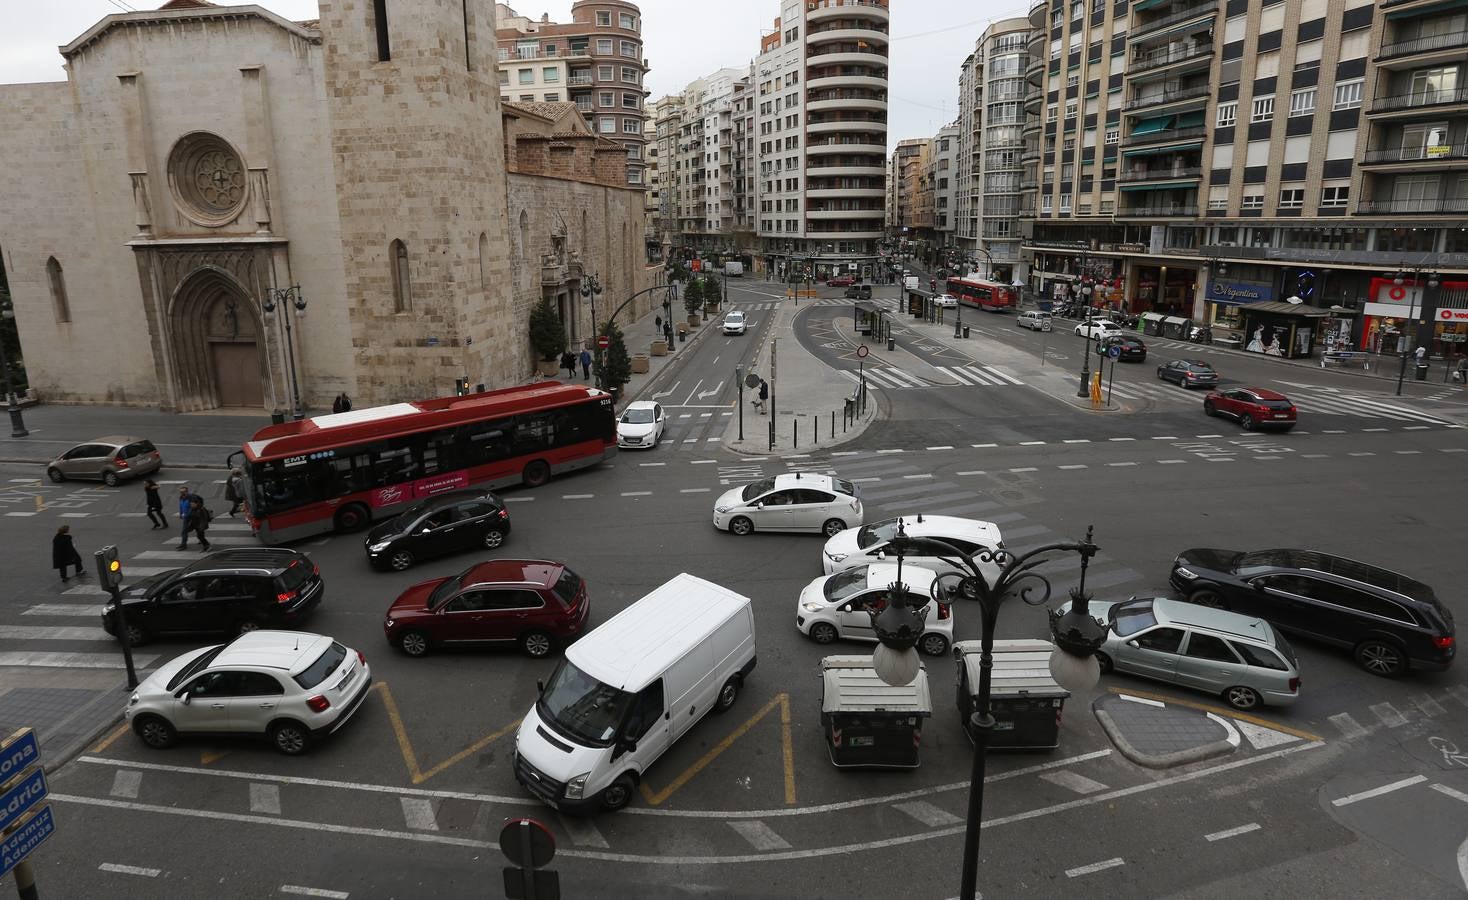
597, 335, 611, 349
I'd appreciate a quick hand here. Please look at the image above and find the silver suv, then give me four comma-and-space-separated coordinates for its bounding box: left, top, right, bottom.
1067, 595, 1300, 710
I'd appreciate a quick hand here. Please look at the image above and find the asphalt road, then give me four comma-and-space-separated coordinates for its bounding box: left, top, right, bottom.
5, 281, 1468, 898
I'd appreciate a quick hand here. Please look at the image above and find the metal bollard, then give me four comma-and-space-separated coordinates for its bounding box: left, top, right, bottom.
768, 419, 775, 451
794, 419, 798, 449
815, 416, 819, 444
831, 410, 835, 438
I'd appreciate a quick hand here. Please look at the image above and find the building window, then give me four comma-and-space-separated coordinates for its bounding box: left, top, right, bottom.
621, 67, 639, 83
596, 11, 611, 26
623, 118, 641, 133
1278, 188, 1305, 208
1105, 127, 1118, 144
599, 117, 616, 133
620, 13, 637, 30
597, 65, 613, 80
620, 41, 638, 58
518, 68, 533, 84
497, 69, 509, 86
1288, 88, 1315, 117
1067, 74, 1079, 89
390, 240, 411, 312
519, 94, 535, 102
1241, 193, 1264, 210
542, 67, 559, 82
1046, 105, 1058, 122
372, 0, 390, 62
1064, 100, 1077, 119
45, 256, 70, 323
1208, 197, 1227, 210
596, 39, 613, 55
622, 93, 640, 109
1333, 79, 1363, 110
542, 92, 558, 102
1251, 95, 1274, 122
1216, 102, 1236, 127
599, 91, 614, 107
1320, 185, 1349, 207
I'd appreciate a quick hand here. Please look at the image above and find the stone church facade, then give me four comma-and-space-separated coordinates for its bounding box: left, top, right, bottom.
0, 0, 657, 412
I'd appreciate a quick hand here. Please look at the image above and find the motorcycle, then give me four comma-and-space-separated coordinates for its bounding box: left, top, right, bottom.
1188, 325, 1214, 344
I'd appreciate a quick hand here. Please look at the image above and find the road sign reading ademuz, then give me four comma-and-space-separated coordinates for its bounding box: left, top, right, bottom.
500, 817, 559, 900
0, 728, 55, 898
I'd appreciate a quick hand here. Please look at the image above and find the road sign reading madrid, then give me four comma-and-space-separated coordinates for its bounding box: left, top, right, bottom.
0, 767, 46, 833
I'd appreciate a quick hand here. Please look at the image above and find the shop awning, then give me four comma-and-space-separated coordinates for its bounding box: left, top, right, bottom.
1119, 180, 1199, 191
1129, 115, 1174, 136
1243, 301, 1333, 317
1175, 110, 1206, 128
1122, 141, 1203, 157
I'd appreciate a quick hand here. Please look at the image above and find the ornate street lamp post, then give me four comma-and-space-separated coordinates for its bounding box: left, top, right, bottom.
262, 284, 307, 419
580, 273, 603, 387
870, 521, 1109, 900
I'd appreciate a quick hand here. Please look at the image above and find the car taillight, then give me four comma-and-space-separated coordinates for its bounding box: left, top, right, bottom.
276, 590, 298, 604
115, 456, 129, 468
313, 563, 320, 576
1288, 677, 1300, 692
1434, 635, 1455, 650
498, 509, 509, 519
1185, 372, 1196, 379
357, 649, 367, 665
937, 602, 950, 620
306, 695, 330, 713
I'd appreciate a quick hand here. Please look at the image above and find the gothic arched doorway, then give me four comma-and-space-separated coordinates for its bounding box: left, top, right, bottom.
168, 267, 268, 409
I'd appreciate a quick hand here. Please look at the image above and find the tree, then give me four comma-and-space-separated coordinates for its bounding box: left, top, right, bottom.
701, 275, 722, 306
683, 276, 703, 314
528, 295, 566, 361
594, 319, 631, 390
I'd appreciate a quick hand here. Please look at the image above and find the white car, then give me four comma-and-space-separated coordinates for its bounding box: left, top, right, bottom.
617, 400, 665, 449
934, 294, 959, 309
125, 631, 372, 756
797, 563, 954, 657
713, 472, 863, 536
1075, 319, 1123, 340
822, 514, 1005, 575
723, 311, 748, 335
1017, 310, 1052, 332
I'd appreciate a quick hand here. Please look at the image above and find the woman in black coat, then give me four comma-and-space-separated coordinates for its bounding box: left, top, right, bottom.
52, 525, 85, 581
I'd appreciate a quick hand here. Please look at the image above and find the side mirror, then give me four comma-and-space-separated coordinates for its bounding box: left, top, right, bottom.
179, 692, 193, 705
536, 680, 545, 694
1253, 582, 1266, 591
620, 738, 638, 755
755, 502, 765, 510
1126, 640, 1140, 649
876, 550, 887, 560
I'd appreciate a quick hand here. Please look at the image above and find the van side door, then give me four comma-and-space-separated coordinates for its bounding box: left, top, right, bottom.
620, 679, 674, 773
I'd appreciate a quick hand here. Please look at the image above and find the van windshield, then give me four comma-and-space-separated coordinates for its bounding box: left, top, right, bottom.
538, 659, 633, 748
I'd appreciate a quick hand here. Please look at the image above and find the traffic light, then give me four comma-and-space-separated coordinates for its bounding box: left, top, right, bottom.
94, 545, 123, 590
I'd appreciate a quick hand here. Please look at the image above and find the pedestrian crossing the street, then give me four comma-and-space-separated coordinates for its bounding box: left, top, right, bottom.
839, 363, 1024, 390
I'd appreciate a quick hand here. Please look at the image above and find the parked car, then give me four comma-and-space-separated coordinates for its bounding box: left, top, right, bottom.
827, 275, 856, 287
364, 490, 511, 571
1157, 359, 1220, 389
383, 559, 589, 658
102, 548, 324, 644
934, 294, 959, 309
722, 311, 748, 335
822, 514, 1004, 575
1205, 387, 1296, 431
615, 400, 666, 450
1169, 548, 1455, 677
844, 284, 873, 300
1074, 320, 1123, 341
796, 563, 953, 656
125, 630, 371, 755
1110, 335, 1147, 361
1017, 310, 1053, 332
1065, 595, 1300, 710
713, 473, 863, 536
47, 436, 161, 486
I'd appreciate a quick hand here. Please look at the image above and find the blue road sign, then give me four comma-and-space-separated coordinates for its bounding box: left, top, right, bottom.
0, 767, 47, 833
0, 805, 54, 880
427, 336, 440, 347
0, 730, 39, 790
1107, 344, 1122, 359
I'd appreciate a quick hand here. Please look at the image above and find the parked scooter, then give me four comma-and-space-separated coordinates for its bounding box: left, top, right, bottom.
1188, 324, 1214, 344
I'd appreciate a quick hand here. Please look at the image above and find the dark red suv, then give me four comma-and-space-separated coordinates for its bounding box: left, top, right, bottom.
1204, 387, 1297, 431
383, 560, 589, 659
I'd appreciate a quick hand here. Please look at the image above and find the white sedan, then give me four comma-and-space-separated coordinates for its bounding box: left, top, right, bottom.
714, 473, 863, 536
822, 514, 1005, 575
934, 294, 959, 309
126, 630, 372, 756
723, 311, 748, 335
616, 401, 665, 449
1074, 319, 1123, 340
797, 563, 954, 657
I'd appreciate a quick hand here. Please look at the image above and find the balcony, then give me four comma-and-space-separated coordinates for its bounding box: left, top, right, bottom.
807, 2, 889, 25
807, 74, 888, 92
1029, 0, 1047, 28
807, 140, 887, 155
1120, 123, 1208, 148
568, 74, 593, 86
1026, 56, 1046, 86
1116, 204, 1199, 217
1377, 29, 1468, 66
1369, 86, 1468, 116
1361, 142, 1468, 167
1129, 1, 1219, 42
807, 96, 887, 113
807, 48, 889, 67
1127, 43, 1213, 76
1123, 84, 1211, 112
1355, 198, 1468, 214
1117, 166, 1203, 183
806, 25, 890, 46
806, 207, 884, 219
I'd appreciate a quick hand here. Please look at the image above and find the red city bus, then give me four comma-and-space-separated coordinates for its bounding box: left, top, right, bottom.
946, 277, 1017, 312
231, 383, 617, 544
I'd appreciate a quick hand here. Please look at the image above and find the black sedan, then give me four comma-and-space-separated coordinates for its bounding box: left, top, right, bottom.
1157, 359, 1219, 388
1107, 335, 1147, 362
364, 490, 511, 571
1168, 548, 1455, 677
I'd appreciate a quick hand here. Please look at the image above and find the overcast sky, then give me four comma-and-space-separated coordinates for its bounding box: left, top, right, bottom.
0, 0, 1030, 150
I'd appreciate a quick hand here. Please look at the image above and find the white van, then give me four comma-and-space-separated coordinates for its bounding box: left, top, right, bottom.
903, 275, 920, 291
724, 261, 744, 277
512, 573, 757, 813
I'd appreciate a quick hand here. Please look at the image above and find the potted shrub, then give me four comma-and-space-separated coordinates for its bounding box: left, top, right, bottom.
593, 321, 632, 396
702, 275, 722, 313
684, 277, 703, 327
528, 295, 566, 377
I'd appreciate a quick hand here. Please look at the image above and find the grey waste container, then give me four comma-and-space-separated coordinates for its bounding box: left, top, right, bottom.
962, 325, 971, 339
1416, 363, 1429, 381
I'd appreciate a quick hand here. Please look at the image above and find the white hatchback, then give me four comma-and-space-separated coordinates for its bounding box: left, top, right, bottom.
1075, 319, 1122, 340
617, 400, 665, 449
796, 563, 954, 657
125, 630, 372, 755
934, 294, 959, 309
713, 473, 863, 536
822, 514, 1005, 575
723, 311, 748, 335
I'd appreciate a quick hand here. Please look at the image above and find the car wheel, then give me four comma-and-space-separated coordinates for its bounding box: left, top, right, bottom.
1223, 686, 1262, 711
714, 676, 740, 712
388, 549, 414, 571
46, 468, 64, 484
522, 460, 551, 488
1095, 651, 1113, 674
810, 622, 838, 644
521, 630, 554, 659
600, 774, 636, 812
122, 623, 148, 646
133, 715, 176, 750
1203, 401, 1216, 417
919, 633, 949, 657
728, 516, 753, 536
482, 528, 507, 551
1187, 587, 1226, 609
270, 721, 310, 756
398, 631, 429, 657
333, 503, 371, 533
103, 470, 120, 487
822, 518, 846, 538
237, 619, 263, 636
1240, 414, 1255, 431
1354, 639, 1406, 678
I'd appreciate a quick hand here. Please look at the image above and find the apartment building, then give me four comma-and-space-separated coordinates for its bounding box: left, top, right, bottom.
653, 93, 684, 247
655, 67, 756, 252
495, 1, 650, 185
932, 122, 960, 248
956, 45, 982, 255
643, 116, 661, 246
1019, 0, 1466, 357
889, 137, 929, 238
755, 0, 890, 279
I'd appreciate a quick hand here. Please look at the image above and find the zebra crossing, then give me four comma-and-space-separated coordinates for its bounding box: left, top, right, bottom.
1105, 378, 1457, 425
731, 298, 867, 311
839, 363, 1025, 390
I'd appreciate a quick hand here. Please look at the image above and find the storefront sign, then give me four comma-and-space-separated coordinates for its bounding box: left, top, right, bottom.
1207, 280, 1275, 304
1438, 308, 1468, 322
1363, 302, 1419, 318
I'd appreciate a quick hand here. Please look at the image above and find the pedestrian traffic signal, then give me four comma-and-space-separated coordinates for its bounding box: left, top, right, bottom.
94, 545, 122, 590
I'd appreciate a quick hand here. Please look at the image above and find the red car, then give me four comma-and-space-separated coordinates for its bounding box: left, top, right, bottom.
1204, 387, 1296, 431
383, 559, 589, 659
826, 275, 856, 287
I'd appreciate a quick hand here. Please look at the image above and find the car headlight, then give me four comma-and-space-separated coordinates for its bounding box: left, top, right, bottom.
1174, 566, 1197, 580
802, 601, 825, 613
384, 617, 396, 629
826, 552, 847, 563
564, 773, 590, 800
368, 541, 391, 553
128, 693, 139, 706
715, 506, 731, 515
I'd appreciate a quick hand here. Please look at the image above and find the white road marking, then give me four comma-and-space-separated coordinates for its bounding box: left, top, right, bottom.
1108, 437, 1135, 442
1151, 436, 1178, 440
0, 651, 158, 668
691, 458, 719, 463
1232, 720, 1299, 750
280, 887, 350, 899
1301, 453, 1330, 459
1020, 441, 1046, 446
1442, 448, 1468, 453
401, 797, 438, 831
680, 488, 711, 494
926, 445, 955, 451
503, 497, 535, 502
1066, 858, 1124, 878
98, 864, 161, 878
892, 801, 963, 827
1196, 434, 1222, 438
1362, 427, 1389, 433
59, 512, 90, 518
851, 477, 882, 483
111, 770, 142, 799
1205, 823, 1261, 842
133, 550, 207, 559
22, 604, 104, 618
876, 449, 904, 454
0, 625, 110, 641
639, 462, 667, 467
956, 470, 986, 476
902, 474, 932, 480
251, 783, 281, 815
1009, 467, 1037, 473
561, 494, 594, 500
4, 512, 37, 517
1062, 439, 1090, 444
1157, 459, 1187, 464
972, 443, 998, 448
1395, 449, 1423, 455
830, 451, 860, 456
1106, 462, 1138, 467
1433, 784, 1468, 804
1331, 775, 1427, 807
1057, 464, 1088, 470
1328, 712, 1367, 739
727, 820, 792, 851
1369, 702, 1408, 728
1039, 771, 1108, 795
1207, 713, 1241, 748
1117, 693, 1164, 708
559, 813, 610, 848
620, 491, 652, 497
1411, 694, 1447, 718
64, 585, 107, 595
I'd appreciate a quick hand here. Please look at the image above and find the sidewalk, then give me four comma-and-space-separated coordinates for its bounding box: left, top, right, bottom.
0, 405, 268, 469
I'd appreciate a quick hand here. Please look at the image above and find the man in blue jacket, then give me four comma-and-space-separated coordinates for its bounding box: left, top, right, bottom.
177, 486, 197, 550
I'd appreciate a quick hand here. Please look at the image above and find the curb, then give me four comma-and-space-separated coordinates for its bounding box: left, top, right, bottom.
1094, 705, 1237, 770
40, 689, 127, 776
623, 312, 724, 409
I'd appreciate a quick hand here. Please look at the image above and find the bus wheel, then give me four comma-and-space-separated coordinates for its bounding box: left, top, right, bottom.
334, 503, 370, 533
522, 460, 551, 488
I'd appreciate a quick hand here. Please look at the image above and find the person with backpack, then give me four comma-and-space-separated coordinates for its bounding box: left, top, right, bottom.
183, 495, 213, 552
224, 468, 245, 517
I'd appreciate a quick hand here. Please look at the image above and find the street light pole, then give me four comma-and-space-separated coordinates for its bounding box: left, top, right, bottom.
262, 285, 307, 419
1076, 275, 1095, 398
0, 295, 29, 437
580, 273, 603, 387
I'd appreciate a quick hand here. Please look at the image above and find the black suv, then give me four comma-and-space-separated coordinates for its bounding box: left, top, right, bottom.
1170, 548, 1454, 677
102, 548, 323, 645
844, 284, 872, 300
364, 490, 511, 571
